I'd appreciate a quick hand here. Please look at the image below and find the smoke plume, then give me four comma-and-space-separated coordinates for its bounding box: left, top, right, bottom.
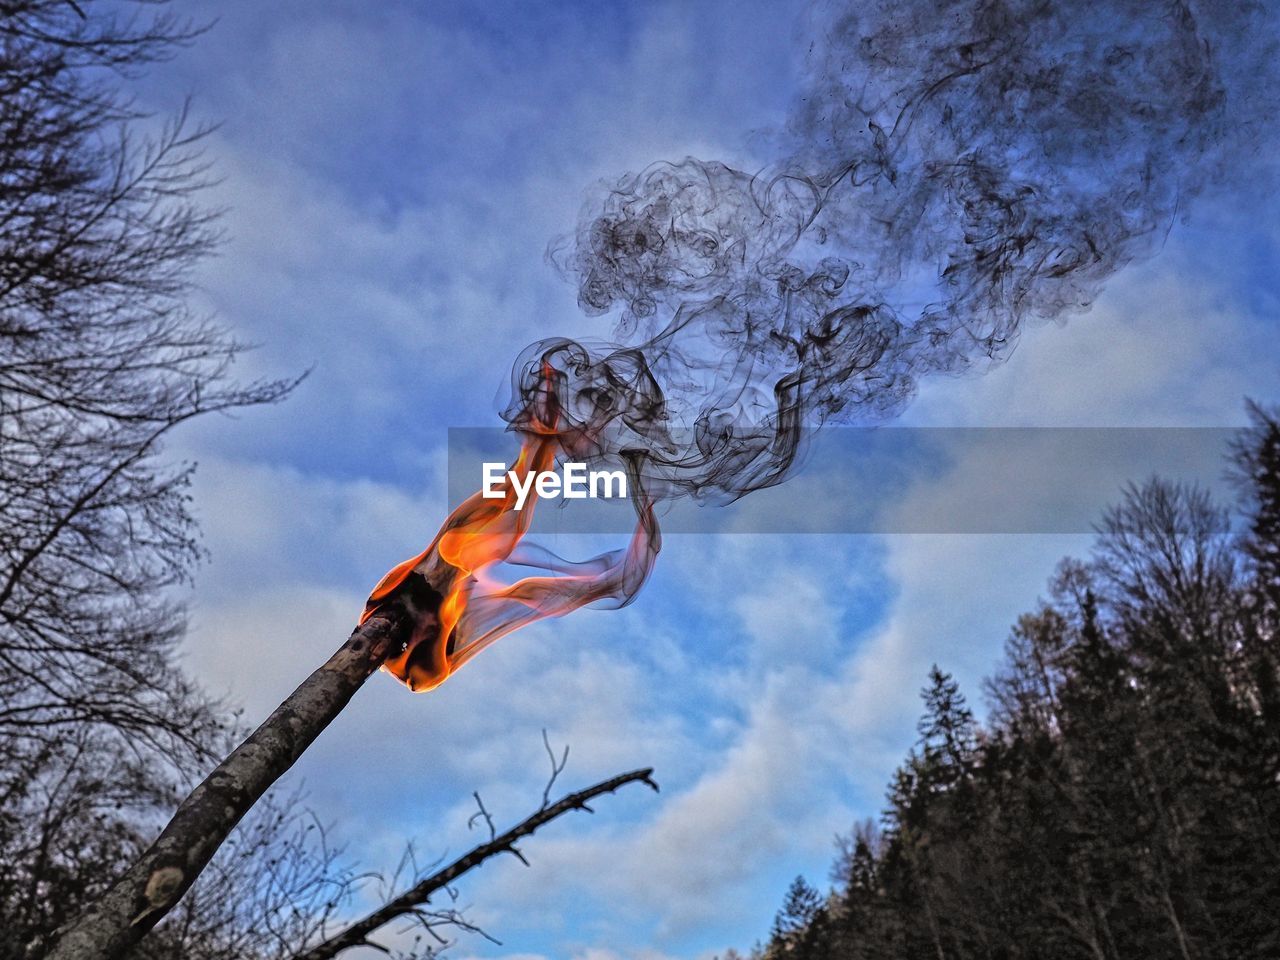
508, 0, 1275, 503
368, 0, 1277, 690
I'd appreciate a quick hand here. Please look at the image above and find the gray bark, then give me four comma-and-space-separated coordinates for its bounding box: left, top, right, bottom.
45, 600, 420, 960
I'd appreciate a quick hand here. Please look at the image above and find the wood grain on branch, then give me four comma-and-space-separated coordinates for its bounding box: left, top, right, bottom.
45, 605, 419, 960
292, 768, 660, 960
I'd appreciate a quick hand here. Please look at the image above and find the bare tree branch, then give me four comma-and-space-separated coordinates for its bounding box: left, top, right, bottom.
1, 0, 298, 780
466, 792, 496, 843
291, 768, 660, 960
1, 4, 303, 953
540, 728, 569, 810
44, 601, 423, 960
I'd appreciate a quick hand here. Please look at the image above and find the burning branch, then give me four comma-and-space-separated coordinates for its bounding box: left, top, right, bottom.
292, 768, 660, 960
48, 393, 658, 960
361, 364, 660, 693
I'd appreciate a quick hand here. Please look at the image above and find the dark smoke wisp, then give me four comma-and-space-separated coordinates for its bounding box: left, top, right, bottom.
509, 0, 1275, 505
366, 0, 1277, 692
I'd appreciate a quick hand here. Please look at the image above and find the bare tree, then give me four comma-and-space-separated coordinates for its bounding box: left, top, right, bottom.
0, 0, 295, 763
0, 724, 184, 959
1, 1, 294, 954
128, 786, 367, 960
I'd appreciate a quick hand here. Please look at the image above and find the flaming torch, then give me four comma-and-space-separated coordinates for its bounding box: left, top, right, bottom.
360, 362, 660, 692
46, 363, 664, 960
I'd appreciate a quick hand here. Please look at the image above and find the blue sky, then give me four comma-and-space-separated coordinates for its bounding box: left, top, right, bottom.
130, 2, 1280, 957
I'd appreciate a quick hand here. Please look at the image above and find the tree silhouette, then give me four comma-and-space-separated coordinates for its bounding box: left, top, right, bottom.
750, 413, 1280, 960
1, 2, 294, 955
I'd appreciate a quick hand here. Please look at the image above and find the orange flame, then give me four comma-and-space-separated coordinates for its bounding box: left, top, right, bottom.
359, 367, 660, 692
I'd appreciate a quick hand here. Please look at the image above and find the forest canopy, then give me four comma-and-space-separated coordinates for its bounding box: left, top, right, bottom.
750, 406, 1280, 960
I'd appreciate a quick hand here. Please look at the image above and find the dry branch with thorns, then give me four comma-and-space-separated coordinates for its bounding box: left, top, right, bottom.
293, 768, 659, 960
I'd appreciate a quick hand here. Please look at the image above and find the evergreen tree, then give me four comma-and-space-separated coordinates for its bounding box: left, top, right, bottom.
917, 666, 977, 787
751, 419, 1280, 960
767, 876, 825, 958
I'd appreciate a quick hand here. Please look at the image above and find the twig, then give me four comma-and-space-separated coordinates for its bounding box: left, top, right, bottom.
540, 729, 569, 809
291, 768, 660, 960
467, 792, 496, 841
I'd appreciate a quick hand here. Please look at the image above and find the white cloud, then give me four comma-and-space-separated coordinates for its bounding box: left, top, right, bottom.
907, 236, 1279, 428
